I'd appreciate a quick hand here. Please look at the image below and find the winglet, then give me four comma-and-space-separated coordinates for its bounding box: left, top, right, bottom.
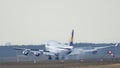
69, 29, 74, 46
114, 43, 119, 47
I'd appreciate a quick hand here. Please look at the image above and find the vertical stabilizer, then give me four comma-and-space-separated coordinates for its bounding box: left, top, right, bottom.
69, 29, 74, 46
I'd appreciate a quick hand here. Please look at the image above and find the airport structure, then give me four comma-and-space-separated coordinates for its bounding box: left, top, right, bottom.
0, 43, 120, 62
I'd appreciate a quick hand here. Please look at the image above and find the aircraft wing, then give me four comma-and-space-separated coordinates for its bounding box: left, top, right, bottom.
13, 47, 31, 51
13, 47, 44, 52
91, 43, 118, 51
13, 47, 55, 56
13, 47, 43, 55
70, 43, 119, 55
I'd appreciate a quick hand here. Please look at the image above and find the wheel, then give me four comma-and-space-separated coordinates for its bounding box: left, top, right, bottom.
55, 56, 59, 60
48, 55, 52, 60
61, 56, 65, 60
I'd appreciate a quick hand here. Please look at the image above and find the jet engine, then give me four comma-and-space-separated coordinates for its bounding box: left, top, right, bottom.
22, 50, 29, 55
33, 51, 43, 57
92, 51, 97, 54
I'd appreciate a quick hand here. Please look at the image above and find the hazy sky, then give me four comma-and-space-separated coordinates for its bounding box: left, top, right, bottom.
0, 0, 120, 45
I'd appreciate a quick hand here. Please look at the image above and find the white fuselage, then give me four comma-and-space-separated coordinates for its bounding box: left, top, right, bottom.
45, 40, 73, 56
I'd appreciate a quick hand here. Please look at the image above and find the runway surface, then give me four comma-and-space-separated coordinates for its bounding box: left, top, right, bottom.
0, 60, 120, 68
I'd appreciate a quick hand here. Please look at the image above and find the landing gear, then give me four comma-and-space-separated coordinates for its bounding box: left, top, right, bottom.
61, 56, 65, 60
47, 55, 65, 60
55, 54, 59, 60
55, 56, 59, 60
48, 55, 52, 60
55, 56, 65, 60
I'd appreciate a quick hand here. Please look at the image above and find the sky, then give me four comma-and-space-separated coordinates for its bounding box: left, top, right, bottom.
0, 0, 120, 45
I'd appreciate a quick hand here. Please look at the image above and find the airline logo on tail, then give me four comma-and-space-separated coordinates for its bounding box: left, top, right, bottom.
69, 29, 74, 46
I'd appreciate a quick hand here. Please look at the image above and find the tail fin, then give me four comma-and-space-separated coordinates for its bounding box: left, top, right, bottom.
69, 29, 74, 46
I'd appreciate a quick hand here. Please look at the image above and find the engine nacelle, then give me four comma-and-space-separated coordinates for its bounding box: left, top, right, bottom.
92, 51, 97, 54
33, 51, 43, 57
22, 50, 29, 55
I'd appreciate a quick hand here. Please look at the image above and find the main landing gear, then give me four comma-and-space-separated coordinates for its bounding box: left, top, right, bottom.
48, 55, 60, 60
48, 55, 52, 60
47, 55, 65, 60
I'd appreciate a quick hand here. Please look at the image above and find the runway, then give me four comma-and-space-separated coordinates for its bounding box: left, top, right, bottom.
0, 60, 120, 68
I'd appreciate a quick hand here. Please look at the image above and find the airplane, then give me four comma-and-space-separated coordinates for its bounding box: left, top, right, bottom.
14, 30, 74, 60
13, 30, 119, 60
